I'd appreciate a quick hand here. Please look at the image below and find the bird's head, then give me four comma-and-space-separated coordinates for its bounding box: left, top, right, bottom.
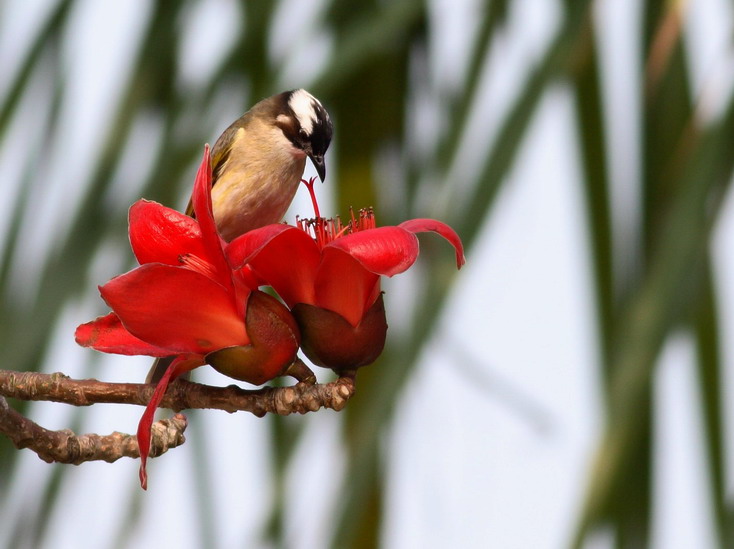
273, 89, 333, 181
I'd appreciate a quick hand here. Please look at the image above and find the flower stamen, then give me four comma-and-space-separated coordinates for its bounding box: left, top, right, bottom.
301, 177, 321, 219
296, 207, 377, 249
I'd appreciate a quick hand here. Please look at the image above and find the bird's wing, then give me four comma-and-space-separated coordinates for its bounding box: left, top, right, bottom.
211, 126, 240, 182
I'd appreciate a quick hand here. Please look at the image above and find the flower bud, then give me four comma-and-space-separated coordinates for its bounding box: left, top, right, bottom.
292, 294, 388, 372
206, 291, 300, 385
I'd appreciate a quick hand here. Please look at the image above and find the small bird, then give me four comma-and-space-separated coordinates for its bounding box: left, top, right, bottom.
203, 88, 333, 241
146, 89, 332, 384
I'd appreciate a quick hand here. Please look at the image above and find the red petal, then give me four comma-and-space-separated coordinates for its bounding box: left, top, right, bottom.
229, 226, 321, 307
315, 249, 380, 326
326, 226, 420, 277
137, 361, 175, 490
128, 200, 208, 266
75, 313, 174, 357
100, 264, 248, 354
226, 224, 295, 268
398, 218, 466, 269
190, 146, 233, 290
137, 355, 201, 489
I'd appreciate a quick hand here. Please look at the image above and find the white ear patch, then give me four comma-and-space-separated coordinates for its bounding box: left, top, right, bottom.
288, 89, 321, 136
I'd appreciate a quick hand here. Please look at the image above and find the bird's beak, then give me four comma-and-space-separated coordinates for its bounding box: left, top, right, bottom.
309, 154, 326, 181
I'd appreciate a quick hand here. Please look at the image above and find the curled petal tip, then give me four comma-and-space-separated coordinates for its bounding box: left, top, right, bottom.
398, 218, 465, 270
139, 466, 148, 490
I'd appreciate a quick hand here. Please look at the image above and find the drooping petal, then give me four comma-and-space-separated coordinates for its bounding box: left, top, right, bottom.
190, 145, 233, 290
398, 218, 466, 269
325, 226, 420, 277
75, 313, 175, 357
100, 264, 248, 354
128, 200, 208, 267
315, 248, 380, 326
137, 360, 175, 490
229, 226, 321, 307
137, 354, 202, 490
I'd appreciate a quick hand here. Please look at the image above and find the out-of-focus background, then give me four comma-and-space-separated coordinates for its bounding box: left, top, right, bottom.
1, 0, 734, 547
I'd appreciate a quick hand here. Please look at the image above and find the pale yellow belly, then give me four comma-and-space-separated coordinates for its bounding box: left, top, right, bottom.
210, 157, 306, 242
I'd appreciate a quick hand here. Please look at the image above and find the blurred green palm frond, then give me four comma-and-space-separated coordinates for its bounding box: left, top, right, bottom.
1, 0, 733, 548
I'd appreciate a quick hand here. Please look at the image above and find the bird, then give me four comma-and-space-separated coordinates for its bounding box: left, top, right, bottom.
202, 88, 333, 241
146, 89, 333, 384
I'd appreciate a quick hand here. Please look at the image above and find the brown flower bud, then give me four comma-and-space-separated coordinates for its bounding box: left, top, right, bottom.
292, 294, 388, 372
206, 291, 300, 385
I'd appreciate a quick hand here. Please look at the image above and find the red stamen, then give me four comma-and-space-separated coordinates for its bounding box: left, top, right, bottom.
296, 205, 376, 248
360, 208, 376, 230
301, 177, 321, 219
334, 221, 350, 239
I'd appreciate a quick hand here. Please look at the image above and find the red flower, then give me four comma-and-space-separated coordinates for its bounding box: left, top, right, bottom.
227, 180, 465, 371
75, 146, 300, 488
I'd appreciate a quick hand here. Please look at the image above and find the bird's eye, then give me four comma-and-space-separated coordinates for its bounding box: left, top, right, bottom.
299, 128, 308, 139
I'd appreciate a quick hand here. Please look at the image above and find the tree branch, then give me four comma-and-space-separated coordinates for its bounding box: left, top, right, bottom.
0, 368, 356, 415
0, 396, 187, 464
0, 366, 355, 466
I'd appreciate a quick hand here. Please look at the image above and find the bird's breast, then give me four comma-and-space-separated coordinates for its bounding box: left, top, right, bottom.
210, 133, 307, 242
